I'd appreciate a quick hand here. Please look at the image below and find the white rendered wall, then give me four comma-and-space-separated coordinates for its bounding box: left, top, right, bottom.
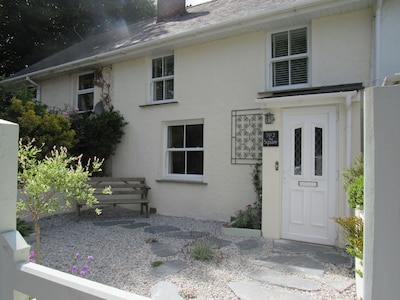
311, 9, 372, 87
112, 32, 266, 221
364, 85, 400, 299
379, 0, 400, 83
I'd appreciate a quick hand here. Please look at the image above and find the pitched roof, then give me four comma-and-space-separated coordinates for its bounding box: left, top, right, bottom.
6, 0, 372, 83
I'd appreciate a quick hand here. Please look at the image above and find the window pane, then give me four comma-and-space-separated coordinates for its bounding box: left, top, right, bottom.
79, 73, 94, 90
187, 151, 203, 175
290, 28, 307, 55
315, 127, 323, 176
152, 58, 162, 78
273, 61, 289, 86
78, 93, 94, 111
186, 124, 203, 147
272, 31, 288, 58
291, 58, 308, 84
169, 151, 185, 174
165, 79, 174, 100
153, 80, 164, 101
164, 55, 174, 76
294, 127, 302, 175
168, 125, 184, 148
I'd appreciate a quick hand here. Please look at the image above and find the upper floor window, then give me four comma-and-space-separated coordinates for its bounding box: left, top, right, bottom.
165, 120, 204, 180
77, 73, 94, 111
271, 27, 308, 88
152, 55, 174, 102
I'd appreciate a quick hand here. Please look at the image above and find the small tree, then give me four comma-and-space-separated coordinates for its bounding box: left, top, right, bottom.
17, 140, 103, 263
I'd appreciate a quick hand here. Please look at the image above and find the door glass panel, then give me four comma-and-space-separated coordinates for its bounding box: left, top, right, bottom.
294, 127, 302, 175
314, 127, 323, 176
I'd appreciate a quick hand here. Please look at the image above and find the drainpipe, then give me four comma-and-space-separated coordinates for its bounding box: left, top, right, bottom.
374, 0, 383, 86
25, 76, 41, 101
345, 94, 353, 216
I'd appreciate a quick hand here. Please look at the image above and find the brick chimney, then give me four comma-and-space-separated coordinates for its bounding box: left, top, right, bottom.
157, 0, 186, 22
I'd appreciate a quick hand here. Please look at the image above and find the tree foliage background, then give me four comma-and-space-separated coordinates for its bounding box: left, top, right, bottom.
0, 0, 156, 77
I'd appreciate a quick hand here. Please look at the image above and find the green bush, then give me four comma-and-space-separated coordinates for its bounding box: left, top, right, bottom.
332, 216, 363, 260
4, 98, 76, 159
343, 154, 363, 191
70, 109, 127, 170
16, 218, 34, 237
348, 175, 364, 210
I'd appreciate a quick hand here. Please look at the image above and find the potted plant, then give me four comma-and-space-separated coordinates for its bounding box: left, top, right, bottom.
333, 154, 364, 299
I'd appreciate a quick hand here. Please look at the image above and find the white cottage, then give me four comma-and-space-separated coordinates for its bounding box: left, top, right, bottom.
3, 0, 400, 246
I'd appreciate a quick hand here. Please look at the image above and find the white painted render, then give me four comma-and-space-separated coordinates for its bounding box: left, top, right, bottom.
35, 6, 398, 246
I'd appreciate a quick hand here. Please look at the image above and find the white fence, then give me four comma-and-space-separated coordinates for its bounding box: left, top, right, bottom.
0, 119, 149, 300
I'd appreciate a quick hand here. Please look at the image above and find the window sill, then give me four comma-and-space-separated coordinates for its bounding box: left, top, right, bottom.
139, 101, 178, 108
156, 179, 207, 185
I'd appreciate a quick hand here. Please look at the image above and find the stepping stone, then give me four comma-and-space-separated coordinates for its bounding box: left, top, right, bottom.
254, 255, 325, 276
163, 231, 208, 239
248, 269, 320, 291
236, 239, 264, 253
208, 236, 231, 248
317, 277, 355, 292
228, 281, 310, 300
151, 242, 179, 257
93, 220, 134, 226
313, 251, 353, 266
150, 260, 187, 277
144, 225, 181, 234
151, 281, 184, 300
121, 222, 150, 229
273, 239, 333, 254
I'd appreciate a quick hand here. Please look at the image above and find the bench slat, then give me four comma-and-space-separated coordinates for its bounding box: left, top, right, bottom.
76, 177, 150, 219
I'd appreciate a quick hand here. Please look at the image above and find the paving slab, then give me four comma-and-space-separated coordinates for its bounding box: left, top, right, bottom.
254, 255, 325, 276
93, 220, 134, 226
144, 225, 181, 234
208, 236, 232, 248
163, 231, 209, 239
150, 260, 187, 277
313, 251, 353, 266
121, 222, 150, 229
151, 242, 179, 257
236, 239, 264, 253
317, 277, 355, 292
151, 281, 184, 300
248, 269, 320, 291
228, 281, 310, 300
273, 239, 333, 254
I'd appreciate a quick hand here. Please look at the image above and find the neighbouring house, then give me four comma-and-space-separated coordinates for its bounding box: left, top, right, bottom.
2, 0, 400, 246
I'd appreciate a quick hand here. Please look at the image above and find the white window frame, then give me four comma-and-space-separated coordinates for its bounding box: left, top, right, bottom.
150, 55, 174, 103
77, 72, 95, 111
268, 26, 311, 90
163, 119, 204, 182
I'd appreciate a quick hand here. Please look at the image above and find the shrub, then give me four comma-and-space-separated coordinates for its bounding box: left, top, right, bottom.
190, 238, 214, 261
16, 218, 34, 237
347, 175, 364, 210
5, 98, 76, 159
343, 154, 363, 192
69, 109, 127, 171
229, 204, 261, 229
332, 216, 364, 260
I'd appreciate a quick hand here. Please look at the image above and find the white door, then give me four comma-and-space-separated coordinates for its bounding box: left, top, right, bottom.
282, 106, 337, 245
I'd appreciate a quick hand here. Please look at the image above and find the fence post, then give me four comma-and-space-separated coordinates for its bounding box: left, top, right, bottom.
0, 119, 30, 300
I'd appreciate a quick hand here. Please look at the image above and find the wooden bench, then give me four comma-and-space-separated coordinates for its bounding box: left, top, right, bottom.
76, 177, 151, 218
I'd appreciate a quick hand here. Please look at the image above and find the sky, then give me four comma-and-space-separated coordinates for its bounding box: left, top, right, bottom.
186, 0, 212, 6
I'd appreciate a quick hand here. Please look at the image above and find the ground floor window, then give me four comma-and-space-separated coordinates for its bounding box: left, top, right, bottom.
165, 120, 204, 180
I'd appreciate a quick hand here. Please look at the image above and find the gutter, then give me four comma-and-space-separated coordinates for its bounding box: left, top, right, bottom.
25, 76, 41, 101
